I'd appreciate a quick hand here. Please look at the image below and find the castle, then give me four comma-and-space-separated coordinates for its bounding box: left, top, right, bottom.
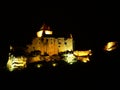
6, 24, 93, 71
26, 24, 74, 56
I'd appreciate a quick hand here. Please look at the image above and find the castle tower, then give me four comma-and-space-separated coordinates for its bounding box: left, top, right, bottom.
37, 23, 53, 37
27, 23, 73, 56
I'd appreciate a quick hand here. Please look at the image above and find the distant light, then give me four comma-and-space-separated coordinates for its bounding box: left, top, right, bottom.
36, 64, 42, 68
52, 63, 57, 67
10, 45, 13, 50
104, 41, 118, 51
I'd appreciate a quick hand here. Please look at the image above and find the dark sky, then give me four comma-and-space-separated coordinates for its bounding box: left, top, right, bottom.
0, 3, 120, 67
0, 6, 120, 49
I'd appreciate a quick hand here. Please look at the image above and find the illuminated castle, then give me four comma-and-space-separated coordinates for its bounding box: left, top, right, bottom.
26, 24, 73, 56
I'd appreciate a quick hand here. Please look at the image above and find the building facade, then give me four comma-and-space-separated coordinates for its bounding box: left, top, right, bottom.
26, 24, 73, 56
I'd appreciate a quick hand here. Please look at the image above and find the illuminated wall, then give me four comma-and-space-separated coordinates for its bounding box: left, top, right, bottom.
26, 36, 73, 56
26, 24, 73, 56
57, 38, 73, 52
7, 54, 27, 71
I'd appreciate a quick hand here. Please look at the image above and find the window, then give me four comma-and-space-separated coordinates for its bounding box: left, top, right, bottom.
58, 42, 61, 44
58, 46, 60, 47
64, 42, 67, 45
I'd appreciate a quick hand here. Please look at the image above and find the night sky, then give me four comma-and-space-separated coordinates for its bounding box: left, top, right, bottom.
0, 5, 120, 67
4, 7, 119, 49
0, 4, 120, 87
0, 7, 119, 49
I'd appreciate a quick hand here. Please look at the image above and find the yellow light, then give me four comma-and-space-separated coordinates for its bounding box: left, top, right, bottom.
73, 50, 92, 56
37, 30, 43, 37
104, 41, 117, 51
45, 30, 53, 35
83, 60, 87, 63
10, 45, 13, 50
77, 56, 90, 63
7, 55, 27, 71
37, 64, 42, 68
64, 53, 76, 64
7, 58, 13, 71
82, 57, 90, 63
52, 63, 57, 67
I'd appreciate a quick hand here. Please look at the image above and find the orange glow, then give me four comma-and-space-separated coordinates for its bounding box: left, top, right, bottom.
37, 24, 53, 37
45, 30, 53, 35
73, 50, 92, 56
104, 41, 117, 51
77, 56, 90, 63
52, 63, 57, 67
37, 30, 53, 37
29, 56, 41, 63
37, 30, 43, 37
